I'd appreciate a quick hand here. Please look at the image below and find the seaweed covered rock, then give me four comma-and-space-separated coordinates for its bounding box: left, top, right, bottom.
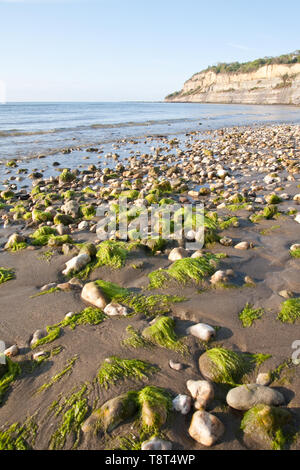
81, 281, 107, 309
198, 347, 267, 386
82, 392, 138, 434
226, 384, 285, 411
188, 410, 224, 446
241, 404, 292, 450
138, 386, 172, 430
4, 233, 26, 251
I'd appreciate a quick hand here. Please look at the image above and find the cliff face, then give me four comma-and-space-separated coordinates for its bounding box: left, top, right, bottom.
165, 63, 300, 105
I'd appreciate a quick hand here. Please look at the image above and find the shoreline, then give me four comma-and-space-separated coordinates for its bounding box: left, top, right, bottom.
0, 122, 300, 450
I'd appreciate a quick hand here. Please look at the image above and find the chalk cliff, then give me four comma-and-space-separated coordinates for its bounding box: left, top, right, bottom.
165, 63, 300, 105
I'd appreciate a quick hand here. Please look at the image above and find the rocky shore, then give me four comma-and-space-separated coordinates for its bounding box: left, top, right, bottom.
0, 123, 300, 450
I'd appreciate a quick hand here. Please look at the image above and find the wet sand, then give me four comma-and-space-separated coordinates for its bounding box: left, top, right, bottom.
0, 123, 299, 450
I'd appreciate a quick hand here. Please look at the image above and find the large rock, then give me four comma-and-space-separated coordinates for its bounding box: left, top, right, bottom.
241, 404, 292, 450
188, 410, 224, 446
81, 282, 107, 309
226, 384, 285, 411
82, 392, 138, 433
186, 379, 214, 409
141, 437, 172, 450
62, 253, 91, 276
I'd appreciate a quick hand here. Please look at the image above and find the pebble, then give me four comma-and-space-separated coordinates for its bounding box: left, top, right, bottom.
81, 281, 107, 309
188, 410, 224, 446
103, 303, 129, 316
234, 241, 250, 250
186, 323, 216, 341
172, 394, 192, 415
141, 437, 172, 450
169, 359, 184, 371
186, 379, 214, 409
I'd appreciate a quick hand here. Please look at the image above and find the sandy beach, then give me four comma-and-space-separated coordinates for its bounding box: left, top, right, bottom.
0, 122, 300, 450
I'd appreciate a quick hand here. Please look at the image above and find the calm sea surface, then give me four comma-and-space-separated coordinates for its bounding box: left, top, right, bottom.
1, 101, 300, 162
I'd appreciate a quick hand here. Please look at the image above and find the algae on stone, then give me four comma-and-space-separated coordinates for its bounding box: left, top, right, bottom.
142, 316, 187, 354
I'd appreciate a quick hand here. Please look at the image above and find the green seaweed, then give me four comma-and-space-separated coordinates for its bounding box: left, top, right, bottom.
122, 326, 153, 349
0, 267, 14, 284
137, 385, 172, 432
59, 168, 76, 183
30, 287, 60, 298
57, 307, 106, 330
80, 204, 96, 220
31, 326, 61, 349
95, 280, 185, 316
97, 356, 158, 389
277, 298, 300, 323
239, 303, 264, 327
36, 356, 78, 394
0, 416, 37, 450
206, 347, 271, 386
241, 404, 292, 450
30, 226, 57, 245
148, 253, 223, 288
290, 248, 300, 258
0, 358, 21, 404
142, 316, 187, 354
49, 385, 88, 450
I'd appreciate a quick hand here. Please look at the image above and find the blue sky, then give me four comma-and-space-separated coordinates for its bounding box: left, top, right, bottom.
1, 0, 300, 101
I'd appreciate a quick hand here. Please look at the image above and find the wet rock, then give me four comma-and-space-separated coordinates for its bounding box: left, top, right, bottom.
81, 281, 107, 309
188, 410, 224, 446
141, 437, 172, 450
226, 384, 285, 410
62, 253, 91, 276
103, 303, 129, 316
186, 380, 214, 409
168, 247, 188, 261
172, 394, 192, 415
186, 323, 215, 341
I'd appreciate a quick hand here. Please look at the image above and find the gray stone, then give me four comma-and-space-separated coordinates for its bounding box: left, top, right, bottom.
226, 384, 285, 410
